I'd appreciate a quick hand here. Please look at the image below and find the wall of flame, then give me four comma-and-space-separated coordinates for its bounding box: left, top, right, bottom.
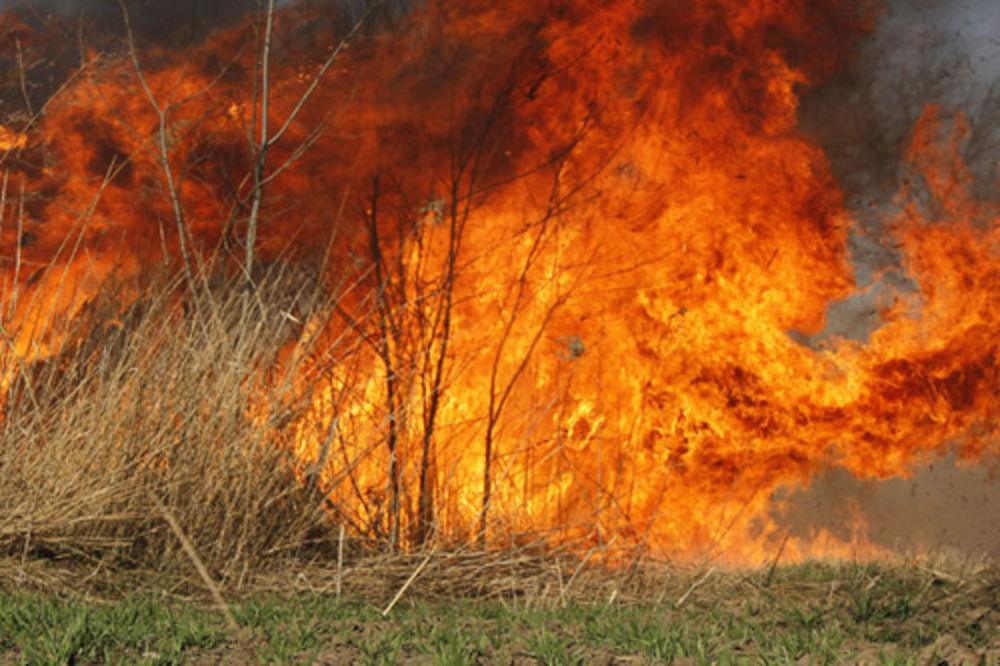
2, 0, 999, 563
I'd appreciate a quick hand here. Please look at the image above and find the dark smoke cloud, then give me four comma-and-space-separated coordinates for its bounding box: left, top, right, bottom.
3, 0, 254, 43
0, 0, 248, 120
0, 0, 414, 124
0, 0, 415, 44
802, 0, 1000, 209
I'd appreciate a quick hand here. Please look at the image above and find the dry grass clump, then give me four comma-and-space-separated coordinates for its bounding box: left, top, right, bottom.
0, 265, 340, 589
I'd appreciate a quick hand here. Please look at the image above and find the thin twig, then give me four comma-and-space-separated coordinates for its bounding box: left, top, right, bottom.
563, 535, 615, 601
118, 0, 197, 290
14, 36, 34, 118
265, 2, 382, 149
555, 560, 566, 608
676, 567, 715, 608
765, 530, 791, 587
917, 565, 965, 585
336, 523, 345, 600
381, 553, 432, 616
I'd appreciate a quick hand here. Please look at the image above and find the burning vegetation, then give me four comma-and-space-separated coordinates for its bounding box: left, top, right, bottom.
0, 0, 998, 574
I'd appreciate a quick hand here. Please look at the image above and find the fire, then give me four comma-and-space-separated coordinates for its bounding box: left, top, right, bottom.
2, 0, 998, 564
0, 125, 26, 151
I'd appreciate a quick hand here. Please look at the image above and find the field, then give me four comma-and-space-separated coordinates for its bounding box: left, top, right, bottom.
1, 556, 998, 664
1, 270, 996, 665
4, 2, 1000, 664
0, 240, 997, 665
0, 229, 996, 665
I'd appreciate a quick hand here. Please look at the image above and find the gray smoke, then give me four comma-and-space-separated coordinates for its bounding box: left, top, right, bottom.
773, 455, 1000, 560
797, 0, 1000, 346
779, 0, 1000, 561
0, 0, 415, 122
3, 0, 255, 42
802, 0, 1000, 212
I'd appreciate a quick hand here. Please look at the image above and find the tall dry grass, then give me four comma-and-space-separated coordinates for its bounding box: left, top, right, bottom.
0, 263, 343, 589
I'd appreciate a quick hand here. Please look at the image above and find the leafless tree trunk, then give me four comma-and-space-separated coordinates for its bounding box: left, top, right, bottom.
119, 0, 198, 289
244, 0, 276, 287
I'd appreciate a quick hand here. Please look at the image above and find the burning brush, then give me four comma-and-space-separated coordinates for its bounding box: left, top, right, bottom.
0, 0, 998, 567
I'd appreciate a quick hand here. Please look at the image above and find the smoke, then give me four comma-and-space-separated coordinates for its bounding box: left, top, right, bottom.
0, 0, 415, 128
3, 0, 253, 41
0, 0, 415, 47
774, 456, 1000, 560
794, 0, 1000, 346
778, 0, 1000, 559
802, 0, 1000, 208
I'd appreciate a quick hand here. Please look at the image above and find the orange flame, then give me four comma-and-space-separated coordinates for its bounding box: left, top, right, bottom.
2, 0, 998, 564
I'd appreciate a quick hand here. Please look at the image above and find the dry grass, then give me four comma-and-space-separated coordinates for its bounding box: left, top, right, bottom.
1, 256, 997, 618
0, 250, 632, 600
0, 264, 339, 591
0, 213, 993, 621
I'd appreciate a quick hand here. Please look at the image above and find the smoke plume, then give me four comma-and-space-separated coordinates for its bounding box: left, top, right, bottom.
778, 0, 1000, 559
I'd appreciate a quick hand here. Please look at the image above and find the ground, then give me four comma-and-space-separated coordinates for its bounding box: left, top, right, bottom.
1, 556, 998, 664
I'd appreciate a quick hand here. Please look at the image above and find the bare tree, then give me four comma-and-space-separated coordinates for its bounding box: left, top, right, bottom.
337, 46, 612, 547
243, 0, 380, 285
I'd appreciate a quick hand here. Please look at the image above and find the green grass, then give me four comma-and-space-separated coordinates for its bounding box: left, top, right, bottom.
1, 561, 997, 664
0, 594, 225, 664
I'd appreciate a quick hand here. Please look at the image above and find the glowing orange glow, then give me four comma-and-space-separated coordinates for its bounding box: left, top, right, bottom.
0, 125, 26, 151
2, 0, 999, 564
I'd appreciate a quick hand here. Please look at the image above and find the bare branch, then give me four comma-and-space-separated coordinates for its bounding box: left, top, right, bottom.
265, 2, 381, 149
118, 0, 196, 287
